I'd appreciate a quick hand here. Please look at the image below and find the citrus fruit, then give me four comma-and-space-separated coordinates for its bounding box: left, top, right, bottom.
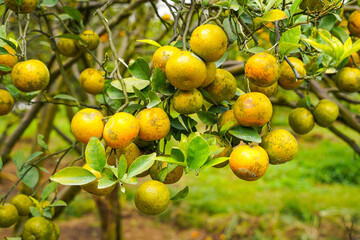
22, 217, 52, 240
245, 52, 280, 87
346, 53, 360, 67
79, 68, 105, 95
229, 145, 269, 181
247, 80, 278, 97
172, 88, 203, 114
0, 204, 19, 228
133, 136, 154, 148
0, 89, 14, 116
107, 142, 141, 166
218, 109, 239, 128
11, 59, 50, 92
0, 45, 18, 75
150, 161, 183, 184
233, 92, 273, 127
300, 0, 323, 11
278, 57, 306, 90
77, 30, 100, 51
103, 112, 139, 149
57, 38, 79, 57
190, 24, 228, 62
203, 68, 237, 104
70, 108, 104, 144
134, 180, 170, 215
335, 67, 360, 93
49, 221, 60, 240
313, 99, 339, 127
348, 10, 360, 37
81, 164, 115, 196
260, 129, 298, 165
288, 107, 315, 135
165, 51, 207, 90
212, 136, 232, 168
152, 46, 181, 72
136, 108, 170, 141
4, 0, 38, 13
11, 194, 33, 216
199, 62, 216, 88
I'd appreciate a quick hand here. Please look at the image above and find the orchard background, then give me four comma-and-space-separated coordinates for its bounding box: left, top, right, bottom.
0, 0, 360, 239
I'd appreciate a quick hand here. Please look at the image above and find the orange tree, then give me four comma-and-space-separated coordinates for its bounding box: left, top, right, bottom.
0, 0, 359, 239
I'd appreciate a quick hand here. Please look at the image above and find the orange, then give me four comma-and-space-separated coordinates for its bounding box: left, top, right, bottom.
190, 24, 228, 62
346, 53, 360, 67
70, 108, 104, 144
165, 51, 206, 90
233, 92, 273, 127
77, 30, 100, 51
81, 164, 115, 196
136, 108, 170, 141
260, 129, 298, 165
247, 80, 278, 97
335, 67, 360, 93
79, 68, 105, 95
313, 99, 339, 127
245, 52, 280, 87
348, 10, 360, 37
100, 33, 108, 43
218, 109, 238, 128
11, 59, 50, 92
278, 57, 306, 90
152, 46, 181, 72
107, 142, 141, 166
229, 145, 269, 181
103, 112, 139, 149
57, 38, 79, 57
172, 88, 203, 114
0, 204, 19, 228
199, 62, 216, 88
149, 161, 183, 184
0, 45, 18, 75
203, 69, 237, 104
0, 89, 14, 116
288, 108, 315, 135
4, 0, 38, 13
162, 14, 171, 21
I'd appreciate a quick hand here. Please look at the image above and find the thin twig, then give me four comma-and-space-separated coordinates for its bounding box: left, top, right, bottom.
182, 0, 195, 51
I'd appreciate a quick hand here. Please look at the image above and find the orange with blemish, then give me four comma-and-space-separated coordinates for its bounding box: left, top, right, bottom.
136, 108, 170, 141
152, 46, 181, 72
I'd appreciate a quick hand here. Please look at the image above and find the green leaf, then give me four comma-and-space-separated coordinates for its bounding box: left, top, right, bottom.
85, 137, 106, 172
118, 155, 127, 179
290, 0, 303, 16
111, 78, 150, 93
0, 65, 12, 72
37, 134, 49, 150
305, 95, 311, 108
302, 38, 334, 57
0, 156, 2, 171
155, 156, 186, 166
187, 136, 210, 170
151, 67, 166, 92
25, 151, 43, 164
13, 151, 25, 169
41, 182, 58, 201
248, 47, 265, 54
63, 6, 82, 23
196, 111, 218, 126
228, 125, 262, 143
280, 26, 301, 44
136, 39, 162, 48
219, 120, 237, 135
123, 104, 144, 113
51, 167, 97, 185
158, 82, 175, 96
262, 9, 287, 22
17, 166, 39, 188
264, 0, 280, 13
4, 237, 22, 240
201, 157, 229, 169
49, 200, 67, 207
40, 0, 58, 7
0, 37, 17, 51
128, 57, 150, 80
54, 34, 81, 40
147, 90, 161, 108
319, 14, 337, 32
170, 186, 189, 200
54, 94, 78, 102
98, 178, 116, 189
132, 86, 147, 103
0, 47, 10, 55
29, 207, 42, 217
127, 153, 156, 178
215, 51, 228, 68
171, 148, 185, 163
331, 27, 350, 44
279, 42, 301, 55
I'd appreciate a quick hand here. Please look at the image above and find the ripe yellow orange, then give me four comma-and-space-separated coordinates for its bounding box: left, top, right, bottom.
278, 57, 306, 90
190, 24, 228, 62
172, 88, 203, 114
218, 109, 238, 128
79, 68, 105, 95
288, 107, 315, 135
203, 69, 237, 104
346, 53, 360, 67
313, 99, 339, 127
70, 108, 104, 144
165, 51, 206, 90
260, 129, 298, 165
335, 67, 360, 93
149, 161, 183, 184
245, 53, 280, 87
81, 164, 115, 196
233, 92, 273, 127
229, 145, 269, 181
4, 0, 38, 13
136, 108, 170, 141
11, 60, 50, 92
199, 62, 216, 88
107, 142, 141, 166
348, 10, 360, 37
162, 14, 171, 21
57, 38, 79, 57
0, 45, 18, 75
247, 80, 278, 98
103, 112, 139, 149
77, 30, 100, 51
0, 89, 14, 116
152, 46, 181, 72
